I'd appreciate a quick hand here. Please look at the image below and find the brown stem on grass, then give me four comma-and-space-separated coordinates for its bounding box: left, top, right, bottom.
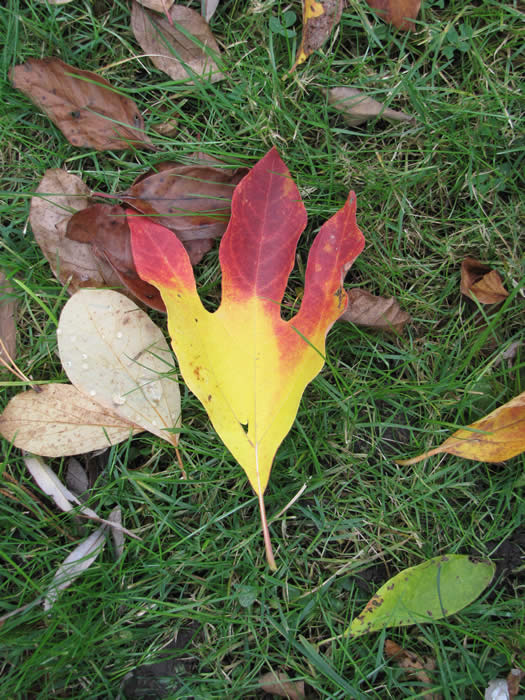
258, 489, 277, 570
395, 447, 443, 466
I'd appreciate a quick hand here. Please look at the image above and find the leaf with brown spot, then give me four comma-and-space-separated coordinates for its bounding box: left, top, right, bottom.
0, 384, 141, 457
123, 154, 247, 265
0, 270, 17, 366
326, 87, 415, 127
29, 169, 125, 294
10, 58, 152, 151
397, 391, 525, 465
291, 0, 343, 70
340, 288, 410, 332
460, 257, 509, 304
259, 671, 306, 700
384, 640, 440, 700
365, 0, 421, 31
66, 204, 165, 311
131, 1, 224, 84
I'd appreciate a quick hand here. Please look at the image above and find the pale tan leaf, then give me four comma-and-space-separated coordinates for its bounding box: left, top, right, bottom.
259, 671, 306, 700
57, 289, 181, 445
65, 457, 89, 497
460, 258, 509, 304
0, 384, 141, 457
327, 87, 415, 127
137, 0, 175, 11
131, 1, 224, 84
202, 0, 220, 22
340, 288, 410, 332
29, 169, 124, 293
44, 524, 106, 611
0, 270, 17, 364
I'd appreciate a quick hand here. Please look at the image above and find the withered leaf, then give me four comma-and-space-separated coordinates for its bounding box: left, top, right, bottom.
384, 640, 439, 700
123, 154, 246, 264
202, 0, 221, 22
66, 204, 165, 311
292, 0, 343, 70
259, 671, 306, 700
326, 87, 415, 127
340, 288, 410, 332
365, 0, 421, 31
29, 169, 124, 294
460, 257, 509, 304
0, 384, 141, 457
137, 0, 175, 12
131, 1, 224, 84
0, 270, 17, 365
10, 58, 152, 151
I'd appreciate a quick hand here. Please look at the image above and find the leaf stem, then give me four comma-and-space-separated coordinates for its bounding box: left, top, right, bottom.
258, 489, 277, 570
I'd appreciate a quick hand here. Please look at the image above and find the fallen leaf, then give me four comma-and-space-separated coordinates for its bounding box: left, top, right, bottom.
347, 554, 495, 637
108, 506, 125, 560
29, 169, 124, 294
130, 147, 364, 567
36, 0, 75, 4
291, 0, 343, 70
384, 640, 440, 700
66, 203, 165, 311
259, 671, 306, 700
44, 522, 107, 611
131, 1, 224, 84
397, 391, 525, 465
507, 668, 525, 698
10, 58, 152, 151
57, 289, 181, 446
0, 270, 17, 365
137, 0, 175, 12
365, 0, 421, 31
65, 457, 89, 498
0, 384, 141, 457
23, 456, 138, 538
123, 155, 247, 265
340, 288, 410, 331
326, 87, 415, 127
460, 258, 509, 304
202, 0, 220, 22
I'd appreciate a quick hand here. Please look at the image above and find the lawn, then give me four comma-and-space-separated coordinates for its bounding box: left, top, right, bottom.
0, 0, 523, 697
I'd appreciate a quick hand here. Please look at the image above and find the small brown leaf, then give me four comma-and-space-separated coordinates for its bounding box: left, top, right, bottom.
131, 1, 224, 83
66, 204, 165, 311
340, 288, 410, 332
0, 270, 17, 365
123, 154, 246, 264
365, 0, 421, 31
397, 391, 525, 465
0, 384, 141, 457
326, 87, 415, 127
507, 668, 525, 698
10, 58, 152, 151
384, 640, 440, 700
292, 0, 343, 70
460, 258, 509, 304
29, 169, 124, 294
259, 671, 306, 700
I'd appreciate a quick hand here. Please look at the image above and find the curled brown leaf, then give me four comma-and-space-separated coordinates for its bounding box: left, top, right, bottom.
292, 0, 343, 70
326, 87, 415, 127
340, 288, 410, 332
460, 257, 509, 304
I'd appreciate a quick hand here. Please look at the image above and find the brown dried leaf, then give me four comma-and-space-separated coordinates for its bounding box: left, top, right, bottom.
137, 0, 175, 12
384, 640, 440, 700
10, 58, 152, 151
66, 204, 165, 311
29, 169, 124, 293
0, 270, 17, 365
365, 0, 421, 31
292, 0, 343, 70
123, 154, 247, 264
131, 1, 224, 84
259, 671, 306, 700
507, 668, 525, 698
460, 258, 509, 304
340, 288, 410, 332
326, 87, 415, 127
0, 384, 141, 457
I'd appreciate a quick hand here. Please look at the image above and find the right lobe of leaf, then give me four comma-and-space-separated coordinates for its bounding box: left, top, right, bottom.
66, 204, 165, 311
347, 555, 495, 637
29, 169, 124, 294
0, 384, 141, 457
131, 1, 224, 84
10, 58, 152, 151
57, 289, 181, 445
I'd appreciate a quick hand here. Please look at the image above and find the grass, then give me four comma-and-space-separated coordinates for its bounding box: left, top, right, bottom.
0, 0, 524, 696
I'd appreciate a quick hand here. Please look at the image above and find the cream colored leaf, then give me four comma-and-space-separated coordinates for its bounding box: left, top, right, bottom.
44, 524, 106, 611
57, 289, 181, 445
0, 384, 140, 457
327, 87, 415, 127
